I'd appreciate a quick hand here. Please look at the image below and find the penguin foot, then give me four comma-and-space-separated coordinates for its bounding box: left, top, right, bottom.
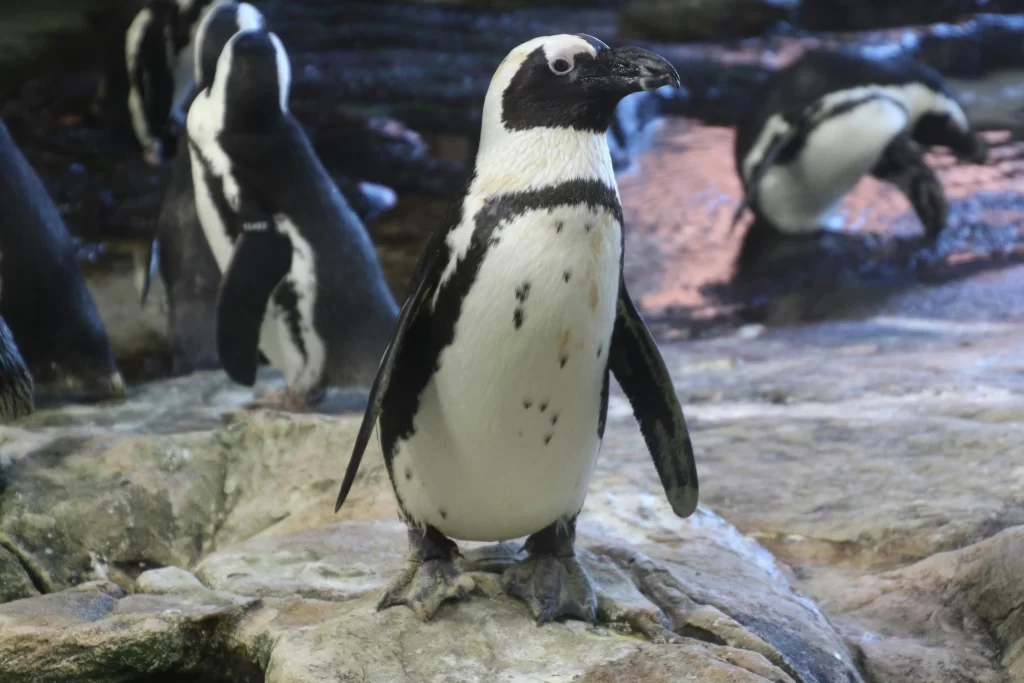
377, 526, 474, 621
501, 553, 597, 625
248, 388, 312, 412
501, 518, 597, 625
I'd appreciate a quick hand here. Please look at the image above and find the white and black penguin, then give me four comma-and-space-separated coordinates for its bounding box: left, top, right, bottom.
186, 27, 400, 410
140, 1, 266, 376
335, 34, 699, 623
125, 0, 226, 165
733, 49, 988, 270
0, 119, 125, 400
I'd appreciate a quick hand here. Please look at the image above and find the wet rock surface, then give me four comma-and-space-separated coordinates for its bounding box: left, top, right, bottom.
1, 311, 1023, 681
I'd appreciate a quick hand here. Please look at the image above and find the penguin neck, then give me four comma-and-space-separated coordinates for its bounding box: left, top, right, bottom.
473, 125, 616, 198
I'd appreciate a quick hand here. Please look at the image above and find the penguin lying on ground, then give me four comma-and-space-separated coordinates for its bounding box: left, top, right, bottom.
732, 49, 988, 272
125, 0, 226, 165
335, 34, 699, 623
187, 26, 399, 410
0, 120, 125, 400
0, 315, 34, 422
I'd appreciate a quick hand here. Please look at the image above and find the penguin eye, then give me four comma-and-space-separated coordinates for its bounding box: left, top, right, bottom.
549, 58, 573, 76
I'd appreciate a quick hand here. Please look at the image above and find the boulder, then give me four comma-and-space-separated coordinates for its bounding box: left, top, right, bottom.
0, 513, 860, 683
802, 527, 1024, 683
0, 589, 263, 683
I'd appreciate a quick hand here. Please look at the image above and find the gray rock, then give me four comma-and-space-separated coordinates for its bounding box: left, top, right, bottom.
801, 527, 1024, 683
136, 566, 209, 595
0, 544, 39, 602
1, 307, 1023, 681
0, 589, 261, 683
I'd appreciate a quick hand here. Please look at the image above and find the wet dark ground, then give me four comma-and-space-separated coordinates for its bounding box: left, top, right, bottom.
621, 121, 1024, 339
2, 2, 1024, 383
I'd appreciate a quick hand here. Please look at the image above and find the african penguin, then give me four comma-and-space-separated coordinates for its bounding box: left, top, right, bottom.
0, 315, 34, 422
335, 34, 699, 624
125, 0, 227, 165
0, 119, 125, 400
733, 49, 988, 270
140, 1, 265, 375
186, 27, 399, 410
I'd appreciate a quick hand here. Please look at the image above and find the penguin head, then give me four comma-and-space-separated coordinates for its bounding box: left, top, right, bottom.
207, 28, 291, 129
193, 1, 265, 90
912, 97, 988, 164
486, 34, 680, 135
900, 62, 988, 164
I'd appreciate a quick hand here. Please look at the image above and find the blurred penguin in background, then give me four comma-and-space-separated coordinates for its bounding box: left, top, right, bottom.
733, 50, 988, 271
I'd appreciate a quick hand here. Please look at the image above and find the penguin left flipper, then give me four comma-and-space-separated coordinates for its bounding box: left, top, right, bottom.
608, 282, 699, 518
871, 134, 948, 239
334, 211, 452, 513
215, 213, 293, 387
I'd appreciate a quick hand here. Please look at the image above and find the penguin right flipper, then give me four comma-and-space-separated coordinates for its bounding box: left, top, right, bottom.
608, 281, 699, 518
871, 134, 948, 239
216, 215, 293, 387
334, 202, 457, 513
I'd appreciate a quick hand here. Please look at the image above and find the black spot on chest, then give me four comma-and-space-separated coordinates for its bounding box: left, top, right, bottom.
379, 179, 623, 465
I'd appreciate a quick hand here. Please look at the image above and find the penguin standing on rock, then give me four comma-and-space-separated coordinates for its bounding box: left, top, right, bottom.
335, 34, 699, 623
187, 27, 399, 410
732, 50, 988, 271
140, 1, 266, 375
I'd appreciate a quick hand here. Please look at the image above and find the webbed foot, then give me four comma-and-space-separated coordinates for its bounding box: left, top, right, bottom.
501, 518, 597, 625
247, 387, 317, 412
378, 526, 474, 621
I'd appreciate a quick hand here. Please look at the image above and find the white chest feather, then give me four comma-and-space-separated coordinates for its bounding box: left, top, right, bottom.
392, 202, 622, 542
186, 89, 238, 269
748, 90, 911, 234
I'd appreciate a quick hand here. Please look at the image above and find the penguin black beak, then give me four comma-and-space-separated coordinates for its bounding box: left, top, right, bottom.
599, 46, 681, 94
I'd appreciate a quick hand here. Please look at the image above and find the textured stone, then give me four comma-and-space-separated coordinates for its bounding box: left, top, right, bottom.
800, 527, 1024, 683
0, 370, 370, 596
135, 566, 209, 595
2, 253, 1024, 682
0, 544, 39, 603
0, 589, 261, 683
